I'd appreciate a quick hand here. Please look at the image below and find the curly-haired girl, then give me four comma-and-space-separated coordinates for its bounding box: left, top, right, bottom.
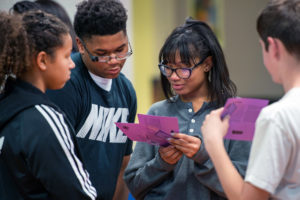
0, 11, 97, 200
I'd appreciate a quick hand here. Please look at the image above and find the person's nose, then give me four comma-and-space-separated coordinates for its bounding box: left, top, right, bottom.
69, 57, 75, 69
106, 53, 119, 64
169, 70, 180, 80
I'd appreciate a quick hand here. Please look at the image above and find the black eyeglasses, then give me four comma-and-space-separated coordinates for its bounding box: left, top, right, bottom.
79, 38, 133, 63
158, 56, 208, 79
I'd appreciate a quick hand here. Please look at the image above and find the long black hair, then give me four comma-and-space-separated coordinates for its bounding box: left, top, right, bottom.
159, 18, 236, 107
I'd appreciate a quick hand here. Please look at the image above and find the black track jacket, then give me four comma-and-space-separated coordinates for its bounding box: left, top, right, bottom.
0, 79, 98, 200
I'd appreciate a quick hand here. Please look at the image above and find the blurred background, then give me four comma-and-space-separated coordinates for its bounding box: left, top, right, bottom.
1, 0, 283, 115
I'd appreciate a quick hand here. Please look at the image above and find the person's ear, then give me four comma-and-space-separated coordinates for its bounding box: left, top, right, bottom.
203, 56, 213, 72
76, 37, 85, 54
267, 37, 280, 61
36, 51, 48, 71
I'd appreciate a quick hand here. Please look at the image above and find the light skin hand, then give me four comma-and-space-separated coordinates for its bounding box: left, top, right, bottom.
159, 145, 183, 165
168, 133, 201, 158
201, 107, 230, 153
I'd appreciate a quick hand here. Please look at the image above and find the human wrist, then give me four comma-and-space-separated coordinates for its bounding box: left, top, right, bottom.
204, 136, 224, 158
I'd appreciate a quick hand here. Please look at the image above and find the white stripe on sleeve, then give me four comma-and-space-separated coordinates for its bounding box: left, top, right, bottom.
44, 105, 96, 194
35, 105, 97, 200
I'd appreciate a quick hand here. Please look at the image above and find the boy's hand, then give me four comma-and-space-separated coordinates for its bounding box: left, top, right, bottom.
159, 145, 183, 165
168, 133, 201, 158
201, 107, 230, 152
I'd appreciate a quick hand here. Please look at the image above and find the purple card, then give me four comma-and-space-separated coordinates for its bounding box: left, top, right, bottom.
115, 123, 147, 142
138, 114, 179, 134
138, 114, 179, 147
222, 97, 269, 141
115, 115, 179, 147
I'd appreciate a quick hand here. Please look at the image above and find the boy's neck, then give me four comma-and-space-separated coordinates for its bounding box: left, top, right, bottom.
283, 75, 300, 93
281, 61, 300, 93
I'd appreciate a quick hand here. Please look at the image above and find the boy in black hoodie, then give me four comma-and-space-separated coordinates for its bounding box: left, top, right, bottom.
0, 11, 97, 200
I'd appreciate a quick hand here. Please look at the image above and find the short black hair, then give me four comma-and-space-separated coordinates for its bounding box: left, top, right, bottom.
159, 18, 237, 107
257, 0, 300, 60
74, 0, 127, 39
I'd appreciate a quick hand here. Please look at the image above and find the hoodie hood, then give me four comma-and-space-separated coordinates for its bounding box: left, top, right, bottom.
0, 79, 58, 131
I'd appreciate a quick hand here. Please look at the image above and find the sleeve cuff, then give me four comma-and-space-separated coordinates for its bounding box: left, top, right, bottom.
190, 136, 209, 164
153, 151, 177, 171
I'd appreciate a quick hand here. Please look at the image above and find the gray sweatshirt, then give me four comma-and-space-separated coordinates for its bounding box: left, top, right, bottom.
124, 96, 251, 200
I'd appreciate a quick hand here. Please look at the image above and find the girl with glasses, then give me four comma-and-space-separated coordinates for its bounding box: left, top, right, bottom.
124, 18, 251, 200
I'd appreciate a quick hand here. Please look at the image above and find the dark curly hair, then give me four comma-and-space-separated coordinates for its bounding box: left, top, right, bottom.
22, 10, 69, 60
10, 0, 41, 14
159, 18, 237, 107
10, 0, 78, 52
0, 12, 29, 93
74, 0, 128, 39
0, 10, 70, 93
35, 0, 78, 52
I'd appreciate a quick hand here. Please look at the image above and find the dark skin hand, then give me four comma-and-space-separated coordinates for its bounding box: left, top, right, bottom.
168, 133, 201, 158
159, 145, 183, 165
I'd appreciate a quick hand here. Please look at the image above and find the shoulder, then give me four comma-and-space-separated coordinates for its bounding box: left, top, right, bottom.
258, 91, 300, 124
255, 91, 300, 143
116, 73, 135, 89
256, 101, 287, 136
7, 104, 68, 143
20, 104, 64, 129
147, 99, 172, 115
69, 52, 89, 86
115, 73, 136, 99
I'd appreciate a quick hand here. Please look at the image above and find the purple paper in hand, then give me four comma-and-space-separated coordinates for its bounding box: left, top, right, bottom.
115, 123, 147, 142
115, 114, 179, 147
221, 97, 269, 141
138, 114, 179, 147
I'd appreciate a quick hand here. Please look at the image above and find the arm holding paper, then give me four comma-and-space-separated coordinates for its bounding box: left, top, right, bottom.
124, 99, 251, 199
201, 108, 244, 199
201, 98, 269, 199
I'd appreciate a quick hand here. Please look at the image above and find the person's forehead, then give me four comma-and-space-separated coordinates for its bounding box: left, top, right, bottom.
85, 31, 128, 51
165, 50, 198, 64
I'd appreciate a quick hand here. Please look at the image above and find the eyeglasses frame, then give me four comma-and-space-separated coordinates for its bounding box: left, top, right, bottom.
79, 37, 133, 63
158, 55, 208, 79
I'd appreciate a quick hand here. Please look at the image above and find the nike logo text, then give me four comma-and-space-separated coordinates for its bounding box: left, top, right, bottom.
76, 105, 129, 143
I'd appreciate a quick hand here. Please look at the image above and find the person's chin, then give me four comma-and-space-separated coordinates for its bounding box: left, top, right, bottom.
50, 83, 65, 90
173, 87, 189, 96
